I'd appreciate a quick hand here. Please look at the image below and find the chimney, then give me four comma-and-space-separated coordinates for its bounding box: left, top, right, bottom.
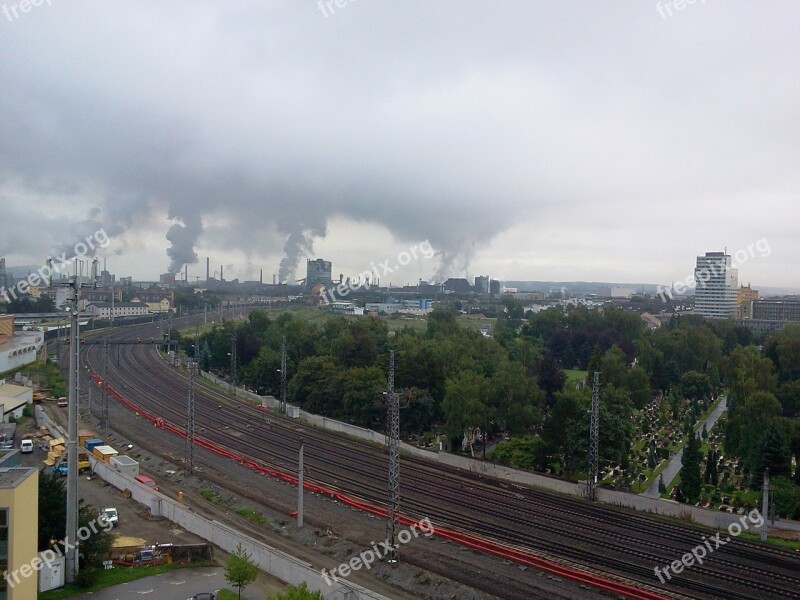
206, 257, 210, 281
273, 274, 276, 285
220, 265, 224, 281
260, 269, 263, 284
184, 264, 188, 282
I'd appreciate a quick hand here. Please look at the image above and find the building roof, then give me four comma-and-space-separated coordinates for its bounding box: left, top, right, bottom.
0, 383, 31, 399
86, 302, 148, 309
0, 467, 37, 489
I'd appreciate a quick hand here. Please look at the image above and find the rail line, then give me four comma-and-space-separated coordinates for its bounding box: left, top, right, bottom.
81, 317, 800, 600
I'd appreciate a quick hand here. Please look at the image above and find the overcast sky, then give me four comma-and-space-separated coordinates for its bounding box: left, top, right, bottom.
0, 1, 797, 289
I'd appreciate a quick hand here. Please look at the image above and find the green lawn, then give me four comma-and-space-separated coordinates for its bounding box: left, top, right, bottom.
38, 562, 216, 599
564, 369, 587, 384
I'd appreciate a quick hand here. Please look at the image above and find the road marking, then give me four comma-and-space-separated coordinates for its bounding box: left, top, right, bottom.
203, 571, 218, 576
136, 590, 154, 595
170, 580, 186, 585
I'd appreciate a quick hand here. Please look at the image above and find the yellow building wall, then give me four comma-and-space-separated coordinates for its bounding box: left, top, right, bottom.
0, 471, 39, 599
0, 316, 13, 340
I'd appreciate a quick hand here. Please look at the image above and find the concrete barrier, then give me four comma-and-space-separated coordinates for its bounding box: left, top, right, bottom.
89, 457, 392, 600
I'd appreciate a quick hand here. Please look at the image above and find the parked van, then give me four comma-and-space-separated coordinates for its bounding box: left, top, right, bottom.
57, 397, 68, 407
134, 475, 158, 491
20, 439, 34, 454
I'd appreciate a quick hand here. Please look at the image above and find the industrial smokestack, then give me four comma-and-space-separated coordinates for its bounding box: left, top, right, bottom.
220, 265, 223, 281
206, 257, 210, 281
273, 274, 276, 285
260, 269, 263, 284
184, 264, 188, 282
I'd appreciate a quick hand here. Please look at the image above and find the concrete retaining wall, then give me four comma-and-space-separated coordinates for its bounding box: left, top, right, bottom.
89, 457, 392, 600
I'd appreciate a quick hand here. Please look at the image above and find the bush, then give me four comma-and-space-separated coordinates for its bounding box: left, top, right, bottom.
76, 566, 98, 588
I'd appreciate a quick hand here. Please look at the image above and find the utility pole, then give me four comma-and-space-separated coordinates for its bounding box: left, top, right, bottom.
587, 371, 600, 502
297, 440, 304, 528
280, 334, 287, 413
49, 257, 98, 583
101, 340, 109, 428
386, 350, 400, 563
229, 332, 237, 396
185, 356, 196, 474
761, 468, 769, 541
167, 311, 174, 366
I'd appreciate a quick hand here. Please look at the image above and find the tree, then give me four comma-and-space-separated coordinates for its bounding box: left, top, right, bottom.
681, 432, 703, 503
751, 424, 792, 488
441, 372, 489, 451
287, 357, 344, 416
777, 380, 800, 418
542, 387, 589, 476
704, 448, 718, 485
600, 345, 628, 389
38, 473, 67, 552
599, 385, 636, 471
37, 474, 115, 586
487, 435, 546, 470
763, 324, 800, 383
268, 582, 324, 600
680, 371, 711, 403
585, 343, 603, 378
225, 543, 259, 599
535, 354, 566, 405
658, 473, 666, 494
342, 366, 386, 427
725, 391, 783, 474
77, 504, 116, 585
769, 476, 800, 520
622, 365, 651, 409
490, 360, 542, 435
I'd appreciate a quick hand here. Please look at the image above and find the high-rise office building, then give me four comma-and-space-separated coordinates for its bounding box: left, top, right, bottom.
694, 252, 738, 319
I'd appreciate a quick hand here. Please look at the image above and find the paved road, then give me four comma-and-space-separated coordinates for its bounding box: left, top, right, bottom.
642, 396, 728, 498
71, 567, 279, 600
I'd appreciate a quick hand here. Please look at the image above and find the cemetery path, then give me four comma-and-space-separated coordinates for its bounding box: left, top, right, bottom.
641, 396, 728, 498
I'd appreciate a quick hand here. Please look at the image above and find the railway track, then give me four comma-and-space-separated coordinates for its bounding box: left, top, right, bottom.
81, 316, 800, 600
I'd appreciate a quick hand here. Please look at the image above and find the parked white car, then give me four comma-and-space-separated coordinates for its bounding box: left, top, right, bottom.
100, 507, 118, 528
20, 439, 34, 453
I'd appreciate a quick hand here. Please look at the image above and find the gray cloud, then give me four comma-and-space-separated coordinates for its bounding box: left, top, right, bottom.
0, 1, 798, 286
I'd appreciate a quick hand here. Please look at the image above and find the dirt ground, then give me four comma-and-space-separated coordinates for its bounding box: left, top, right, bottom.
19, 406, 288, 598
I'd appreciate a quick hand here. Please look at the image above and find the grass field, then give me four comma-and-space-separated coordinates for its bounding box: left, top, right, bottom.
564, 369, 587, 384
